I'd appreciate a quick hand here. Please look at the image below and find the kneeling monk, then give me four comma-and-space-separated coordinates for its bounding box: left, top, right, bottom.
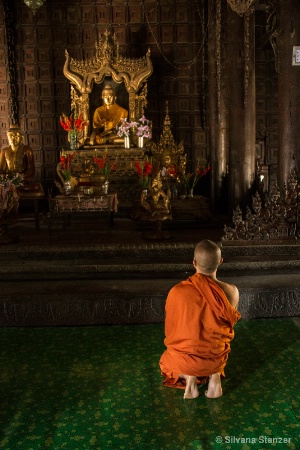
159, 239, 240, 399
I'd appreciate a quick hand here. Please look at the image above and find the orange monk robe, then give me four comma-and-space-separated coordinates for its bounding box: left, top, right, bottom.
159, 273, 241, 389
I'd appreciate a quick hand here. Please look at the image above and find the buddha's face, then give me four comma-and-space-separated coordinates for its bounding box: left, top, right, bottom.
7, 130, 22, 148
102, 88, 115, 107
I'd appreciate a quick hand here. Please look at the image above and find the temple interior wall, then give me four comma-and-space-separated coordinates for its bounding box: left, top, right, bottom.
0, 1, 280, 204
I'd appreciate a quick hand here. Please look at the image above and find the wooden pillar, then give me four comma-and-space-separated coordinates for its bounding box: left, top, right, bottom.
277, 0, 300, 188
227, 6, 256, 212
207, 0, 228, 212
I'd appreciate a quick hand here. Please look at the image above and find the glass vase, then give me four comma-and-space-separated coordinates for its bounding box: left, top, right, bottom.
124, 136, 130, 149
138, 136, 144, 148
102, 180, 109, 195
64, 180, 72, 195
187, 188, 194, 198
69, 130, 79, 150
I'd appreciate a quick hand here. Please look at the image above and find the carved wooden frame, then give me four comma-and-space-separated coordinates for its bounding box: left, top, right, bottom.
63, 30, 153, 144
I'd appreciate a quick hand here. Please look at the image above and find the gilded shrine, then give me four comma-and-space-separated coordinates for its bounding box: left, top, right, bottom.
61, 30, 155, 206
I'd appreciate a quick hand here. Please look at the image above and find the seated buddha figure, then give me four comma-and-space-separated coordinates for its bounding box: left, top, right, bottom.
89, 84, 128, 145
0, 125, 39, 192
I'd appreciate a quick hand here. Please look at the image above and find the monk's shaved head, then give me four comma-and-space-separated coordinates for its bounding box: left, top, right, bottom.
194, 240, 222, 273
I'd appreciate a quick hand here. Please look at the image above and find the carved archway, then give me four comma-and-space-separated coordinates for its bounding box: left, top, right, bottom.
63, 30, 153, 144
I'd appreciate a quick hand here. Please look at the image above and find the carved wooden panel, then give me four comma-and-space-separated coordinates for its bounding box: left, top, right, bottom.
112, 27, 127, 45
25, 83, 39, 97
176, 25, 189, 42
112, 5, 126, 24
95, 5, 110, 24
36, 28, 51, 46
144, 3, 158, 23
40, 83, 53, 97
41, 117, 55, 132
81, 5, 94, 23
178, 114, 191, 128
178, 80, 191, 95
128, 4, 142, 23
160, 5, 173, 22
161, 26, 174, 43
28, 135, 42, 150
43, 134, 56, 149
51, 8, 64, 24
178, 97, 191, 111
25, 100, 39, 116
23, 48, 35, 64
44, 150, 57, 165
0, 101, 8, 116
33, 149, 43, 164
0, 66, 7, 82
40, 100, 54, 116
26, 118, 39, 131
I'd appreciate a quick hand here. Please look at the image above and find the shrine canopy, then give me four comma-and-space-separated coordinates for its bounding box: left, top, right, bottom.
63, 29, 153, 146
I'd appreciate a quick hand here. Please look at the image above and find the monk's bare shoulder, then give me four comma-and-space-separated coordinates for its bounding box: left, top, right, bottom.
214, 279, 239, 309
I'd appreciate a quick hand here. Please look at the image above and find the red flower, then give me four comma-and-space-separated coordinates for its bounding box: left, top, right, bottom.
60, 113, 87, 132
60, 152, 75, 170
134, 160, 153, 188
134, 161, 142, 177
94, 155, 116, 177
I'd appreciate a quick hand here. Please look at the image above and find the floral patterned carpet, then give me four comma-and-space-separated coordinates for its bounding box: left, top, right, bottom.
0, 318, 299, 449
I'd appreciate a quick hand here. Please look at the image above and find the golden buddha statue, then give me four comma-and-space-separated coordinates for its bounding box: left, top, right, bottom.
89, 84, 128, 145
0, 125, 38, 191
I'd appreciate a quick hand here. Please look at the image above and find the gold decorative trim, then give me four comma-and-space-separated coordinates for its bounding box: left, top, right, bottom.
63, 30, 153, 143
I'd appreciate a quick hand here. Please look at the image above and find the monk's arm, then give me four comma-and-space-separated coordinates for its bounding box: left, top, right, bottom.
222, 283, 239, 309
215, 279, 239, 309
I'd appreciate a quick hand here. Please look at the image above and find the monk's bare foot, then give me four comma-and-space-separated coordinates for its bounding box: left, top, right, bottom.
205, 373, 223, 398
180, 374, 199, 399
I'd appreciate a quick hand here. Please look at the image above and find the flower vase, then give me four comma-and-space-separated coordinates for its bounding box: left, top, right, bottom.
64, 180, 72, 195
138, 136, 144, 148
102, 180, 109, 195
124, 136, 130, 149
69, 130, 79, 150
188, 188, 194, 198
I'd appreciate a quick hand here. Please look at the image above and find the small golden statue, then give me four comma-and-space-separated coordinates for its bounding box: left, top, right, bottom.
0, 125, 40, 192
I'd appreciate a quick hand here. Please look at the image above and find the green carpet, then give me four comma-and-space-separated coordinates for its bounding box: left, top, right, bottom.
0, 318, 299, 450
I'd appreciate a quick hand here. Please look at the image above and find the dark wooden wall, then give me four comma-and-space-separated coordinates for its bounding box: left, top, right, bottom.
0, 0, 208, 191
0, 0, 281, 202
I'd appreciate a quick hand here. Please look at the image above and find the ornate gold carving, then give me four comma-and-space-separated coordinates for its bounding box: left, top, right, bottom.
150, 102, 186, 173
222, 169, 300, 243
63, 30, 153, 144
227, 0, 255, 16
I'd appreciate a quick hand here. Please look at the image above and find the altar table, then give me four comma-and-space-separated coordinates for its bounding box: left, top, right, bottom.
48, 193, 118, 244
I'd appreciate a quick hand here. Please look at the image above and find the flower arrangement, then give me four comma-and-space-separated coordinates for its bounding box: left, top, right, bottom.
93, 152, 117, 178
60, 113, 87, 132
180, 161, 211, 192
116, 118, 136, 138
136, 115, 152, 139
134, 160, 153, 188
59, 151, 75, 181
0, 173, 23, 217
0, 172, 24, 188
116, 116, 152, 140
190, 161, 211, 190
60, 113, 88, 150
